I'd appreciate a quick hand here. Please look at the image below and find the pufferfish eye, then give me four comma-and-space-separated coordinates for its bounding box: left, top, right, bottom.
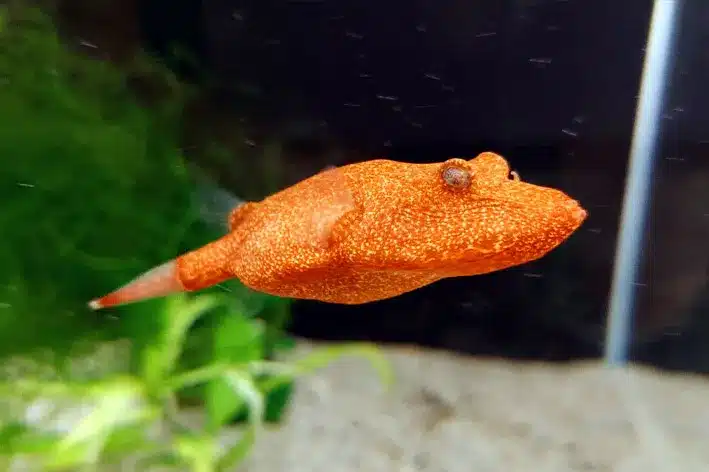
440, 159, 473, 190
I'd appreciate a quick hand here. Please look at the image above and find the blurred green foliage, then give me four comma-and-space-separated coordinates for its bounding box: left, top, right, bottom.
0, 3, 266, 354
0, 293, 392, 471
0, 1, 296, 422
0, 2, 193, 356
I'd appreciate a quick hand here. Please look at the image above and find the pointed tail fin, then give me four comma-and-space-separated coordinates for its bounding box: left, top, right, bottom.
88, 232, 239, 310
88, 259, 184, 310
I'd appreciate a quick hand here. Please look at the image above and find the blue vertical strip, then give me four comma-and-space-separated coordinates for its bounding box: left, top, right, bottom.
604, 0, 683, 366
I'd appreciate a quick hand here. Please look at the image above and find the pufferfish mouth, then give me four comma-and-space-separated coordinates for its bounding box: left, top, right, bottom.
563, 199, 588, 225
486, 196, 587, 252
503, 182, 588, 228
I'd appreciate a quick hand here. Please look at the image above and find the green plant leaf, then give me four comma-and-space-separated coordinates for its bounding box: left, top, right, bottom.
133, 450, 183, 470
260, 343, 394, 396
273, 335, 297, 353
99, 424, 160, 462
0, 422, 59, 456
141, 294, 220, 389
215, 370, 264, 471
223, 370, 263, 430
205, 310, 264, 431
43, 441, 89, 470
174, 433, 219, 472
216, 427, 256, 472
262, 381, 294, 423
49, 379, 153, 468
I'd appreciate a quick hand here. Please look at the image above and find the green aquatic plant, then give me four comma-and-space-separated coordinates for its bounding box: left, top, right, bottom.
0, 2, 193, 358
0, 293, 392, 471
0, 0, 305, 418
0, 2, 273, 363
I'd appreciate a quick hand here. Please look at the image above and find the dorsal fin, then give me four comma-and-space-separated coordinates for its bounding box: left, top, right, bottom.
191, 164, 340, 233
191, 168, 245, 232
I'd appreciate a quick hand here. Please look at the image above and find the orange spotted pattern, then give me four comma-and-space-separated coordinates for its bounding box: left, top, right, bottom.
88, 152, 587, 309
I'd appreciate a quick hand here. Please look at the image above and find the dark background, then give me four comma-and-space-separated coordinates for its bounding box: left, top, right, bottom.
58, 0, 709, 372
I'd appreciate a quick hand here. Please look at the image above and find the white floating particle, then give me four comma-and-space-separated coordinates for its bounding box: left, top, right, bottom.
529, 58, 552, 64
561, 128, 578, 137
78, 39, 98, 49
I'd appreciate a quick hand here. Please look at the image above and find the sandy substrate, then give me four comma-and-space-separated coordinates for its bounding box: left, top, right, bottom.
242, 342, 709, 472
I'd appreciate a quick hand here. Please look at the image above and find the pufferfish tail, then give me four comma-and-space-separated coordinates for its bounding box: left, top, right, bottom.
88, 259, 184, 310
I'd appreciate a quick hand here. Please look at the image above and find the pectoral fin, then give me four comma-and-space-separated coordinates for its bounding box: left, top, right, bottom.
307, 165, 357, 248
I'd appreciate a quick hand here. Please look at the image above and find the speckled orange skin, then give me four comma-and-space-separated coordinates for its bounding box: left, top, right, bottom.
177, 152, 587, 304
